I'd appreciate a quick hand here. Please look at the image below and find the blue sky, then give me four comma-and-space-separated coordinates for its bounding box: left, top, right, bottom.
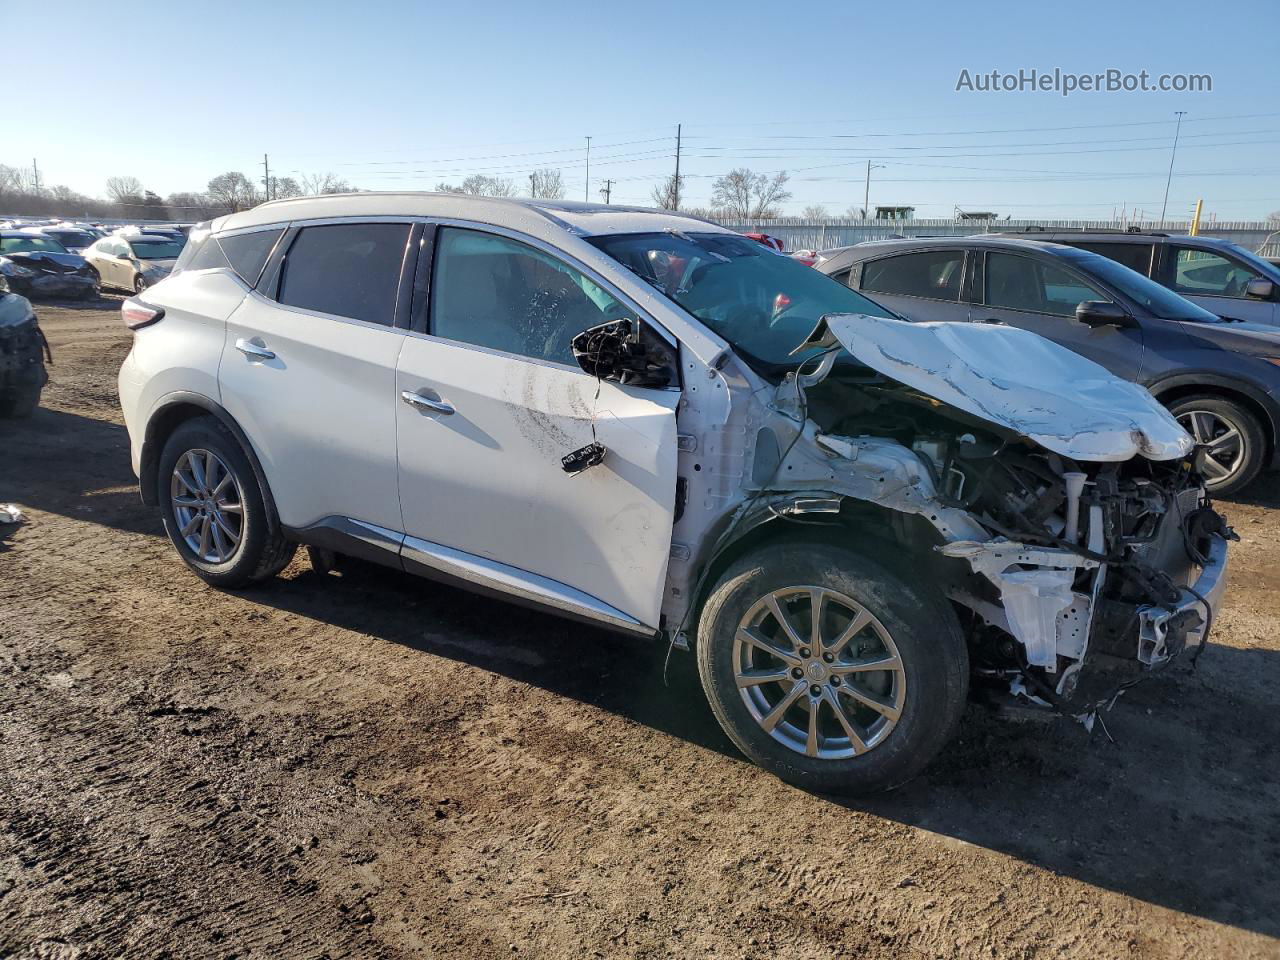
10, 0, 1280, 219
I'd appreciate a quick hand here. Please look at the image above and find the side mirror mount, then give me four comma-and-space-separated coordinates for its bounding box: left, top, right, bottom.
571, 318, 676, 389
1245, 278, 1275, 301
1075, 300, 1134, 328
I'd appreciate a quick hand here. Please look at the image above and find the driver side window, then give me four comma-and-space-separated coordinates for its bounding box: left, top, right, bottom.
1169, 247, 1260, 299
430, 227, 628, 365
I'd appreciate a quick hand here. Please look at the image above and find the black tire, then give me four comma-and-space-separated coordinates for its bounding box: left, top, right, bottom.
1167, 394, 1266, 498
157, 416, 295, 588
0, 382, 42, 418
696, 542, 968, 795
133, 273, 147, 294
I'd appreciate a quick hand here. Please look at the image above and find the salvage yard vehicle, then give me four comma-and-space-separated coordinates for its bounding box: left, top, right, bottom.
117, 195, 1232, 793
1000, 228, 1280, 327
82, 231, 184, 293
817, 236, 1280, 496
0, 276, 49, 418
0, 230, 100, 300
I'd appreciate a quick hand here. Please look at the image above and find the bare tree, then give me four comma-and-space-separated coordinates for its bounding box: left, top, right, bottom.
801, 205, 829, 220
271, 176, 303, 199
650, 173, 685, 210
435, 175, 516, 198
844, 205, 867, 219
206, 172, 259, 213
299, 172, 352, 195
711, 168, 791, 219
527, 168, 565, 199
105, 176, 145, 204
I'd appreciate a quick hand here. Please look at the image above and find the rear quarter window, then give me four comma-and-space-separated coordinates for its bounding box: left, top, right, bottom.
217, 229, 284, 287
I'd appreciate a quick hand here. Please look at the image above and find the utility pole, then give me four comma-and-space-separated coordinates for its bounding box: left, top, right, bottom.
584, 136, 591, 202
863, 161, 884, 219
1159, 111, 1186, 228
31, 158, 40, 195
599, 179, 614, 204
262, 153, 271, 202
673, 123, 682, 210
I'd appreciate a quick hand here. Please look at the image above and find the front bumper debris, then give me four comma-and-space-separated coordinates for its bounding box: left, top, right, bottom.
1137, 533, 1230, 665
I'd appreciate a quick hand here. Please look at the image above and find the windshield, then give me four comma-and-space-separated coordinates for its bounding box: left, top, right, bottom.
1060, 248, 1218, 321
588, 231, 893, 370
129, 238, 185, 260
0, 235, 70, 254
47, 230, 96, 248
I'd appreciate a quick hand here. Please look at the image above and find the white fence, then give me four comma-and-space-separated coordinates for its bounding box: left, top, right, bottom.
712, 218, 1280, 255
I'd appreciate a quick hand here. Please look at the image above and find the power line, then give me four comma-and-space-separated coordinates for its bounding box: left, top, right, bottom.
1159, 111, 1187, 227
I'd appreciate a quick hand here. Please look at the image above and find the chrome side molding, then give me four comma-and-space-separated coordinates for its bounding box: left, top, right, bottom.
401, 535, 655, 637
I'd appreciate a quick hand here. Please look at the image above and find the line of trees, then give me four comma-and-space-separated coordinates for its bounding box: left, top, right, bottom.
0, 164, 355, 222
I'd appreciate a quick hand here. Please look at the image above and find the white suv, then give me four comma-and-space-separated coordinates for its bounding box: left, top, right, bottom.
119, 194, 1232, 793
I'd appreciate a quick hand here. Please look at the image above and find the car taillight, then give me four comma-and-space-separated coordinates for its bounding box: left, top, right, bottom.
122, 299, 164, 330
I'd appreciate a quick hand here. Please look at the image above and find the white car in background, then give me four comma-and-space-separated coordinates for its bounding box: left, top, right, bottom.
116, 193, 1232, 793
83, 230, 185, 293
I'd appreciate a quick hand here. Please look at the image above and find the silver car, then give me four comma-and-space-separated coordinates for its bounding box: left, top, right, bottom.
83, 233, 185, 293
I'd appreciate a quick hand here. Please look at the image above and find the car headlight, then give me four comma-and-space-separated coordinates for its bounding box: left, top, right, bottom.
0, 263, 35, 278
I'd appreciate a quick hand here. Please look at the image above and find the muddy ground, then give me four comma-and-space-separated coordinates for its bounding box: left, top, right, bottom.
1, 298, 1278, 959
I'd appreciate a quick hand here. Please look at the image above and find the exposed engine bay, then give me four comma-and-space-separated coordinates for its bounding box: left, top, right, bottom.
666, 313, 1234, 719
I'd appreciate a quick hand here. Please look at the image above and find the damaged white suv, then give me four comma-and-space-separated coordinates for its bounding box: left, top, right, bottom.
118, 195, 1233, 793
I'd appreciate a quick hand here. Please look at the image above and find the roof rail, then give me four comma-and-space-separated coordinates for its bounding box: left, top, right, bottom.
994, 226, 1170, 237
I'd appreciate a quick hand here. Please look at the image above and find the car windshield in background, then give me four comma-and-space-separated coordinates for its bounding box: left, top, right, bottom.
0, 235, 70, 254
129, 239, 185, 260
589, 231, 893, 371
1059, 248, 1219, 321
47, 231, 96, 248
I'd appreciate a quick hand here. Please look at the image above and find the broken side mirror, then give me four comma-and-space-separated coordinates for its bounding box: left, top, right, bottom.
1075, 300, 1134, 328
571, 318, 677, 389
1245, 278, 1275, 301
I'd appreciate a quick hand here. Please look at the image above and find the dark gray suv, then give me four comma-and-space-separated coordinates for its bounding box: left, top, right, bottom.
997, 229, 1280, 326
816, 236, 1280, 496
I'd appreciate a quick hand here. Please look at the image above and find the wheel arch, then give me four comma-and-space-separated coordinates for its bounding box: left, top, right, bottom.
140, 392, 282, 536
688, 495, 933, 646
1148, 375, 1278, 463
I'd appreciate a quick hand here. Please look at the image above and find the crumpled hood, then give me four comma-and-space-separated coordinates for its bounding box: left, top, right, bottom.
809, 314, 1194, 462
3, 251, 88, 271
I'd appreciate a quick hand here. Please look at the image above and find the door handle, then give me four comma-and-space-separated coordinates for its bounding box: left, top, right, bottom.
400, 390, 455, 416
235, 338, 276, 360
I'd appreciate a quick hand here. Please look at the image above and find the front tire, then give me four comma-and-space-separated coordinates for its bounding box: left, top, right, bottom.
1168, 394, 1265, 497
696, 542, 968, 795
158, 416, 295, 588
133, 273, 147, 294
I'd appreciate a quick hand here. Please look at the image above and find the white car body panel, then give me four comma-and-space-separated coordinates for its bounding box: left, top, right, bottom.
219, 292, 405, 533
117, 270, 246, 473
819, 313, 1195, 462
395, 333, 679, 629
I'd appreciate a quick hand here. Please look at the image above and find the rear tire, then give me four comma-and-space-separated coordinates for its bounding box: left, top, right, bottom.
696, 542, 968, 795
133, 274, 147, 294
1167, 394, 1265, 497
157, 416, 295, 588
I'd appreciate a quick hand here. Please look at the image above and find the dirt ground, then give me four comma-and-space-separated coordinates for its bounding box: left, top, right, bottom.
2, 298, 1278, 960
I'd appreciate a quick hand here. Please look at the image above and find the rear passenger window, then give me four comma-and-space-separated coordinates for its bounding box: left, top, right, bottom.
862, 251, 964, 301
430, 227, 628, 364
218, 229, 283, 287
278, 223, 409, 325
1072, 242, 1154, 276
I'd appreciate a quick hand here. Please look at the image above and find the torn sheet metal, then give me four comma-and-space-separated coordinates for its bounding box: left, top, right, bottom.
811, 314, 1194, 462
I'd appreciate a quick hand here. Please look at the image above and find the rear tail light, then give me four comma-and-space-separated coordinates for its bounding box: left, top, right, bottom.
122, 299, 164, 330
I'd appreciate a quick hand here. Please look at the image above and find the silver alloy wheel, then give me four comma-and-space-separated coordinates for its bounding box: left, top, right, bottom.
170, 448, 245, 564
1176, 408, 1246, 484
734, 586, 906, 760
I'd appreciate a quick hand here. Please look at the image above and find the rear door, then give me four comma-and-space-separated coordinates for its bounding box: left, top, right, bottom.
1160, 244, 1279, 325
394, 225, 679, 630
973, 250, 1144, 380
219, 220, 414, 534
854, 248, 971, 322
